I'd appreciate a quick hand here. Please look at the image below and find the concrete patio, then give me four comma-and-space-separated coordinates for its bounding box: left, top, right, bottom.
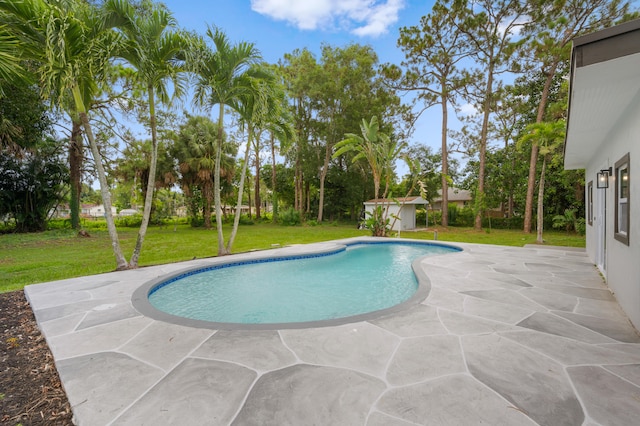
24, 238, 640, 425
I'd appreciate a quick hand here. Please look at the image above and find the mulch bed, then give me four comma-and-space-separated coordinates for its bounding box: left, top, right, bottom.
1, 291, 73, 425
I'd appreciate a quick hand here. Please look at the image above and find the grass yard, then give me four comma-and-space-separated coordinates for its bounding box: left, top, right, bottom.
0, 222, 585, 292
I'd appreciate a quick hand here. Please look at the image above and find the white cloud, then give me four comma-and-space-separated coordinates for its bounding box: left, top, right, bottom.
251, 0, 405, 37
458, 103, 478, 117
497, 14, 528, 38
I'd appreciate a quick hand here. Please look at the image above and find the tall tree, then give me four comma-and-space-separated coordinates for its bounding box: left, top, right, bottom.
455, 0, 528, 230
490, 85, 528, 218
1, 0, 129, 269
315, 44, 392, 222
383, 0, 468, 226
521, 0, 632, 233
105, 0, 188, 267
192, 27, 263, 255
281, 44, 403, 222
279, 48, 320, 218
228, 65, 275, 250
228, 63, 293, 250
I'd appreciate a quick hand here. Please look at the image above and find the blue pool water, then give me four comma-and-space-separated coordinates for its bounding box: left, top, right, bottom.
148, 242, 458, 325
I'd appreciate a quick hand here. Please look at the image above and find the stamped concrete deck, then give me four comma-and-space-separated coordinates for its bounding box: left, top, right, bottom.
24, 238, 640, 426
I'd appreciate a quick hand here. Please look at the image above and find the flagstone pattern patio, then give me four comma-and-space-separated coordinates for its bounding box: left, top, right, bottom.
24, 239, 640, 425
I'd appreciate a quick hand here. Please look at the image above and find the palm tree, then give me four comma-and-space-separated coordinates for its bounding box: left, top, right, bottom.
334, 116, 405, 201
104, 0, 188, 267
518, 121, 566, 244
0, 25, 26, 91
0, 0, 129, 269
227, 64, 294, 252
192, 27, 263, 255
173, 115, 235, 229
333, 116, 406, 236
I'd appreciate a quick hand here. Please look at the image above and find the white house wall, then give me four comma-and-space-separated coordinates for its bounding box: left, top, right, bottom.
586, 93, 640, 329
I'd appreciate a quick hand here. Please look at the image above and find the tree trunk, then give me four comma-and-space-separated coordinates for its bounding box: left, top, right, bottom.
524, 144, 539, 232
68, 119, 83, 230
474, 67, 494, 231
270, 132, 278, 222
536, 156, 547, 244
130, 86, 158, 267
254, 137, 261, 219
78, 108, 128, 270
507, 142, 515, 219
305, 180, 310, 214
441, 91, 449, 227
524, 66, 556, 233
215, 103, 229, 255
203, 178, 212, 229
227, 125, 253, 253
317, 143, 331, 222
295, 157, 302, 214
246, 173, 252, 219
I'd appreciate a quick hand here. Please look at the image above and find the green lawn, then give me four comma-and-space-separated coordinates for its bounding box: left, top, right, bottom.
0, 222, 584, 292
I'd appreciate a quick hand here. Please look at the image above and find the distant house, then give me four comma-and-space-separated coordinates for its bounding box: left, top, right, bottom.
81, 204, 94, 217
564, 19, 640, 329
363, 197, 428, 231
431, 188, 472, 211
87, 204, 117, 218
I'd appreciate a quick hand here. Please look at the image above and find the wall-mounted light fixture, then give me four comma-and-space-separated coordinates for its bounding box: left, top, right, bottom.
597, 167, 612, 189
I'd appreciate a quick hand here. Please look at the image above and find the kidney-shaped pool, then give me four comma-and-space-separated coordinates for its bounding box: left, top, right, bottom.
132, 240, 461, 330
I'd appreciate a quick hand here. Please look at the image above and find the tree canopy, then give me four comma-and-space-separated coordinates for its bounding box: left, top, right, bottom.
1, 0, 635, 265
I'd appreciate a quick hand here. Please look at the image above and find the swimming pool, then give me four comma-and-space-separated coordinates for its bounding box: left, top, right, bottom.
132, 239, 461, 329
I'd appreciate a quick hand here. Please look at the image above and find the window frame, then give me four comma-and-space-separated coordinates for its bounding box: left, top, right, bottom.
587, 180, 593, 226
614, 153, 630, 246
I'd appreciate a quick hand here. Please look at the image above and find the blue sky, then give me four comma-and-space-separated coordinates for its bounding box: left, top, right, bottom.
162, 0, 435, 65
159, 0, 444, 158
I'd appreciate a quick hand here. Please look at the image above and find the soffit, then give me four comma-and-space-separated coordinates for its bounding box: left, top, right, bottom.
564, 52, 640, 169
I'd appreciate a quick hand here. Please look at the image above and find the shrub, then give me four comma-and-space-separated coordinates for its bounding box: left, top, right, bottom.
47, 219, 71, 230
115, 214, 143, 228
239, 214, 254, 225
448, 204, 458, 225
482, 216, 524, 229
190, 216, 204, 227
430, 210, 442, 226
364, 206, 390, 236
0, 146, 68, 232
451, 207, 475, 227
279, 208, 301, 226
552, 209, 578, 233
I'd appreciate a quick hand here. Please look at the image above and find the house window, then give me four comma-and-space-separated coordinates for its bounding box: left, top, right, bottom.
614, 153, 630, 245
587, 181, 593, 226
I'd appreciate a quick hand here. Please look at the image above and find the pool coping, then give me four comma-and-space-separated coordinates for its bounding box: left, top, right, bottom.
25, 240, 640, 425
131, 237, 463, 330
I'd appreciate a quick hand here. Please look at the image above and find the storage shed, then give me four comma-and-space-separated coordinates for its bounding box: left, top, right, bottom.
363, 197, 428, 231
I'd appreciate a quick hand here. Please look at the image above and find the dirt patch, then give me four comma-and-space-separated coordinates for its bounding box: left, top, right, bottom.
1, 291, 73, 425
